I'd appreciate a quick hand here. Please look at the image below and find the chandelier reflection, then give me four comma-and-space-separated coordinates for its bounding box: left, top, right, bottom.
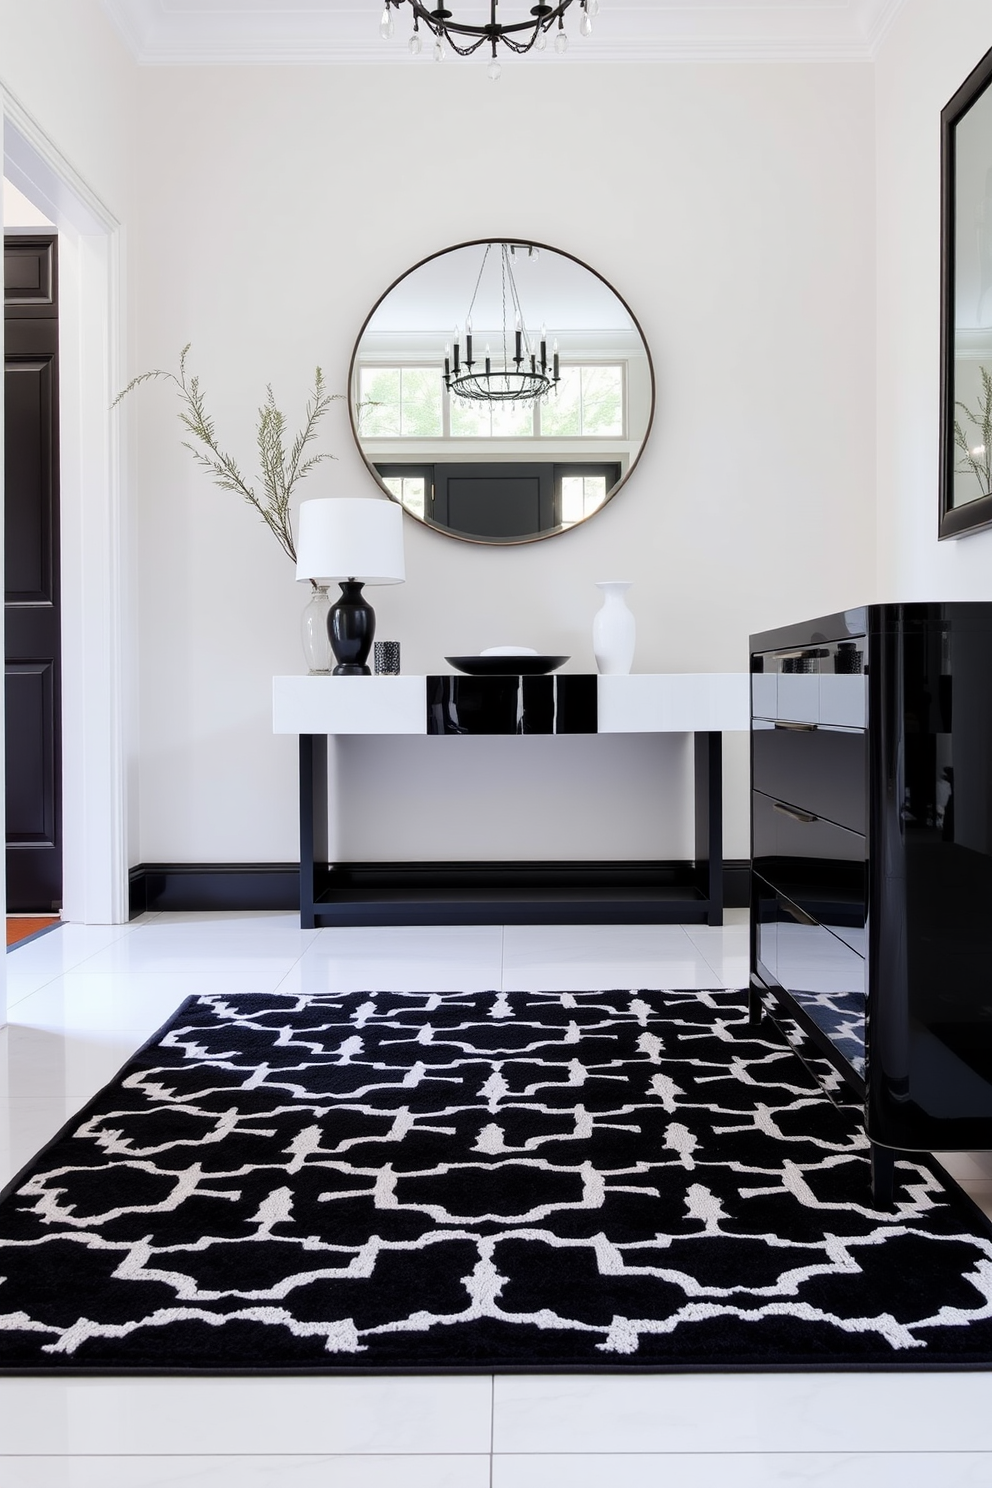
378, 0, 599, 77
444, 244, 560, 405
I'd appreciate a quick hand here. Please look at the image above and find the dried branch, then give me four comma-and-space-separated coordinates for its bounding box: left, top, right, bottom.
954, 365, 992, 496
112, 345, 340, 566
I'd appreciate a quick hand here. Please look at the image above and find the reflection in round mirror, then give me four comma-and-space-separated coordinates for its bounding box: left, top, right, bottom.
348, 240, 655, 545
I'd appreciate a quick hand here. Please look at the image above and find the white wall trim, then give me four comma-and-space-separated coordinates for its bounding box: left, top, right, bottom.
3, 89, 129, 925
862, 0, 908, 59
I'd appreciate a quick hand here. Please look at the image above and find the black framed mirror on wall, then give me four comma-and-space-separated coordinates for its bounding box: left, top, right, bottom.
940, 45, 992, 539
348, 240, 655, 545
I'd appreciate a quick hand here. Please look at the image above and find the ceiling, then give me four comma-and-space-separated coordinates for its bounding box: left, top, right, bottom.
100, 0, 906, 65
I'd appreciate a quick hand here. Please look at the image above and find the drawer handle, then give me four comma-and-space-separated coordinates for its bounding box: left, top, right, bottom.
773, 801, 819, 824
773, 721, 817, 732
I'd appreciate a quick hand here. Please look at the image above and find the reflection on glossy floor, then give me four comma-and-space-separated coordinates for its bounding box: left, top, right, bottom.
1, 911, 991, 1488
5, 916, 59, 949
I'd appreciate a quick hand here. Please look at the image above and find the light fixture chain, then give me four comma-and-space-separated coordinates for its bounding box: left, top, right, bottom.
501, 247, 509, 376
465, 243, 492, 329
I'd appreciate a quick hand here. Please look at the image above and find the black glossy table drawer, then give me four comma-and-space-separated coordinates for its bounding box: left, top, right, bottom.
752, 723, 866, 835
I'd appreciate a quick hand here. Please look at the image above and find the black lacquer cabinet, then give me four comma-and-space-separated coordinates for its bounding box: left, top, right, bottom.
750, 604, 992, 1202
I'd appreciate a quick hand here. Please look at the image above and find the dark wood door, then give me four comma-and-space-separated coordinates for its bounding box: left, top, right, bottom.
4, 234, 61, 911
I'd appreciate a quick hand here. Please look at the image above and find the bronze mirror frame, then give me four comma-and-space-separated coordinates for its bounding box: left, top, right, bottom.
347, 237, 656, 546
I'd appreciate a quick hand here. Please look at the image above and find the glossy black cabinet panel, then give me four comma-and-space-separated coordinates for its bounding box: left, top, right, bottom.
867, 605, 992, 1148
751, 603, 992, 1156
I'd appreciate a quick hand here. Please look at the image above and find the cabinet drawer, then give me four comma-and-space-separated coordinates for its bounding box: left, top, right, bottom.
751, 638, 867, 727
752, 788, 866, 935
752, 723, 866, 835
753, 875, 866, 1077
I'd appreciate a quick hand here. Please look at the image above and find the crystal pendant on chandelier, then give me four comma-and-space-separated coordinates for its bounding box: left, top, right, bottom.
579, 9, 592, 35
379, 5, 394, 38
408, 29, 421, 52
433, 38, 444, 60
487, 58, 501, 80
555, 28, 568, 53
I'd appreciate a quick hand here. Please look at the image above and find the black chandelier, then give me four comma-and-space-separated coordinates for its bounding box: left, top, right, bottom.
444, 244, 560, 405
378, 0, 599, 74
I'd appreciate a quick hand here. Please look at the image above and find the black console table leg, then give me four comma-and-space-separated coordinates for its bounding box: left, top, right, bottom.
299, 734, 328, 929
871, 1144, 896, 1209
694, 731, 724, 926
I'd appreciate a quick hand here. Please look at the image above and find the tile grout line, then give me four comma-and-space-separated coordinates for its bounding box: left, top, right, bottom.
257, 922, 325, 995
2, 1451, 992, 1461
5, 917, 162, 1009
490, 1373, 496, 1487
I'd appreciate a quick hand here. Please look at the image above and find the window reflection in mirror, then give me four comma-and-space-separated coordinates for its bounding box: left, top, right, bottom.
349, 241, 654, 545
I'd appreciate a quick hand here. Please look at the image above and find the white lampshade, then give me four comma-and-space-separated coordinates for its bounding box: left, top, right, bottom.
296, 498, 405, 585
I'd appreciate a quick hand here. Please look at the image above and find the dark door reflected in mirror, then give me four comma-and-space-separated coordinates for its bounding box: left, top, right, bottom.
349, 240, 655, 545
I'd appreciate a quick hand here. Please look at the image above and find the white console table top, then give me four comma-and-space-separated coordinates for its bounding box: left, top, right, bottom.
272, 673, 749, 736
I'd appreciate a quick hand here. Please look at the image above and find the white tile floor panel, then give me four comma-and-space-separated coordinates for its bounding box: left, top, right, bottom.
1, 910, 990, 1486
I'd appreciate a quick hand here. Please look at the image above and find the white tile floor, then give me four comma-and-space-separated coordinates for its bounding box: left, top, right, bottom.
1, 910, 991, 1487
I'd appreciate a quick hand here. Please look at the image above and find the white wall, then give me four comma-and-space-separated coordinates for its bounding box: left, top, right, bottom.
0, 2, 134, 220
129, 60, 876, 867
876, 0, 992, 597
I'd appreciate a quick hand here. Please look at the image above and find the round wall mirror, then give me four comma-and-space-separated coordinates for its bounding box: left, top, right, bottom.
348, 239, 655, 545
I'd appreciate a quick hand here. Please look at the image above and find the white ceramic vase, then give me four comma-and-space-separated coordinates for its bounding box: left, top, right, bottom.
592, 581, 635, 675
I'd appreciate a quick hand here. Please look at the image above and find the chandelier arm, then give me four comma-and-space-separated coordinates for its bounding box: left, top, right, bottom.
396, 0, 574, 41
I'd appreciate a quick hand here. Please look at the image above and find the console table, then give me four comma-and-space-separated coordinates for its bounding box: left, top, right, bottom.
273, 672, 748, 929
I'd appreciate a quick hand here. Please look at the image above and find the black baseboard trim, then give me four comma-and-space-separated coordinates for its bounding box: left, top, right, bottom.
130, 860, 750, 921
724, 861, 749, 909
129, 864, 301, 917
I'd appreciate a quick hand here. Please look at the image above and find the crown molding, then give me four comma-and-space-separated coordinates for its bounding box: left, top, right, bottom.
859, 0, 907, 56
100, 0, 908, 67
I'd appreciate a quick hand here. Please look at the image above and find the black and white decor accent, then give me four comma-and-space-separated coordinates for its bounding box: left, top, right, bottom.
1, 987, 992, 1373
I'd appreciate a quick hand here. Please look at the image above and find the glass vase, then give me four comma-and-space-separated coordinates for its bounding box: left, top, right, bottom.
300, 583, 332, 675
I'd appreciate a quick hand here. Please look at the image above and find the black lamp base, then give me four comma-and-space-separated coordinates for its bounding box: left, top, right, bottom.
328, 580, 375, 676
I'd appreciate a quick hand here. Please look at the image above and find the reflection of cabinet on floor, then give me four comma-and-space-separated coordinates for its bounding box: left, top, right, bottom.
750, 604, 992, 1206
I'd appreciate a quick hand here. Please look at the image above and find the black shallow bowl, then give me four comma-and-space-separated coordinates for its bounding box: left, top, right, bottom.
446, 655, 570, 676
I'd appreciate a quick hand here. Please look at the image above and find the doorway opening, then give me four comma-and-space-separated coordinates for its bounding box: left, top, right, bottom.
3, 102, 126, 926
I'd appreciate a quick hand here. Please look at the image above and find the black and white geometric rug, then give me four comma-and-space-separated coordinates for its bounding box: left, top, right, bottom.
2, 987, 992, 1374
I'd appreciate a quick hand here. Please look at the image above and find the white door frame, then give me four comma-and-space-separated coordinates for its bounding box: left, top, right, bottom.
3, 89, 128, 928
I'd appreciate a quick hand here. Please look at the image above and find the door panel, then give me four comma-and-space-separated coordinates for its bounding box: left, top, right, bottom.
5, 355, 55, 602
5, 662, 55, 842
4, 233, 62, 911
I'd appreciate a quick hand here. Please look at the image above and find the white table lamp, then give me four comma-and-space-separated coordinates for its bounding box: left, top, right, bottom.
296, 498, 405, 675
